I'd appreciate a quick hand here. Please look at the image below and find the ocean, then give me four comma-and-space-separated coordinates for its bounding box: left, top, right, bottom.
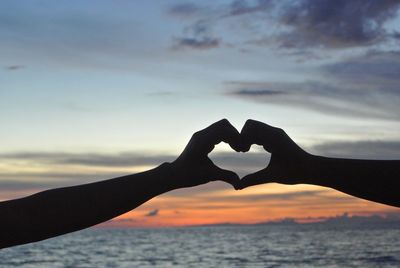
1, 224, 400, 267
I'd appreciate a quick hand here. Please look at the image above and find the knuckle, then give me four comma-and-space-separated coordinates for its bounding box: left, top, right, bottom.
192, 131, 203, 140
274, 127, 286, 136
245, 119, 255, 126
219, 118, 229, 124
217, 118, 231, 130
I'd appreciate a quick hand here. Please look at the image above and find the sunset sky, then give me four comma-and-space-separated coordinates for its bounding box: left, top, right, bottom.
1, 0, 400, 227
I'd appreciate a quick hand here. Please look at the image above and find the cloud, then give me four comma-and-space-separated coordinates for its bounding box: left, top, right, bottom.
0, 171, 123, 183
168, 3, 203, 18
227, 0, 400, 50
0, 171, 126, 200
0, 180, 52, 191
227, 0, 273, 17
311, 140, 400, 160
146, 91, 174, 97
229, 80, 399, 119
0, 150, 268, 178
169, 0, 400, 52
173, 37, 220, 50
5, 65, 25, 71
233, 89, 288, 96
0, 151, 267, 171
207, 189, 329, 203
172, 19, 220, 50
1, 140, 398, 201
145, 209, 159, 217
273, 0, 400, 49
209, 151, 268, 177
184, 187, 367, 215
0, 152, 175, 167
98, 217, 146, 228
0, 150, 267, 199
227, 50, 400, 119
323, 50, 400, 88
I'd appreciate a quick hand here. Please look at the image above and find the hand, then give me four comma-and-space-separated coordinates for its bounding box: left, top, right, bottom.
237, 119, 311, 189
170, 119, 242, 189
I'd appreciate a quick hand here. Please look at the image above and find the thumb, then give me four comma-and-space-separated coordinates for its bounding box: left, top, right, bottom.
237, 168, 273, 190
208, 164, 240, 189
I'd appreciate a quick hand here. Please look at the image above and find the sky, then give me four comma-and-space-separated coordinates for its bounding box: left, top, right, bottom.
1, 0, 400, 227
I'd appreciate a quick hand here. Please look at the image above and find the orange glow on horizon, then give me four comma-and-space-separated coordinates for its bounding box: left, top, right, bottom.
98, 184, 400, 228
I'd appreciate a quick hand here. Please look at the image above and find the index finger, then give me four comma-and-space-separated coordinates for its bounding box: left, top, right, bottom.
240, 119, 283, 153
195, 119, 242, 153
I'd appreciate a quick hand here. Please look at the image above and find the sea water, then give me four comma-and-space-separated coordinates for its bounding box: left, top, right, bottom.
1, 224, 400, 267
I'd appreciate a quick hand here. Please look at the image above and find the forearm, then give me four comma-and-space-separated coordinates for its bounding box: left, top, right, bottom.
0, 162, 178, 248
0, 119, 240, 249
303, 154, 400, 207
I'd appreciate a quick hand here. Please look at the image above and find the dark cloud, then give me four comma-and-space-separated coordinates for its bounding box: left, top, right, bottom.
0, 171, 123, 182
190, 188, 363, 208
173, 37, 220, 50
274, 0, 400, 49
146, 91, 174, 97
170, 0, 400, 51
0, 150, 267, 198
209, 151, 268, 177
311, 140, 400, 160
227, 0, 272, 17
145, 209, 159, 217
214, 189, 328, 202
0, 152, 175, 167
5, 65, 25, 71
323, 50, 400, 88
0, 180, 52, 191
229, 81, 398, 119
105, 218, 137, 223
229, 0, 400, 49
0, 150, 268, 177
0, 171, 126, 199
228, 50, 400, 119
172, 19, 220, 50
1, 140, 398, 201
99, 217, 144, 227
0, 172, 125, 200
234, 89, 287, 96
168, 3, 203, 18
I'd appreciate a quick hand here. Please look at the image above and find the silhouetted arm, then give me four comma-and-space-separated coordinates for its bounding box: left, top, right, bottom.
0, 119, 241, 249
237, 119, 400, 208
303, 155, 399, 206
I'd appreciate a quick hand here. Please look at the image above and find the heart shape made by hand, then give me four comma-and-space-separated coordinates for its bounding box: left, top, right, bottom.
209, 144, 271, 178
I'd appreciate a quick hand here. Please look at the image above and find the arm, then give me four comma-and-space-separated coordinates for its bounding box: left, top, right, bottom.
236, 119, 400, 207
0, 119, 241, 249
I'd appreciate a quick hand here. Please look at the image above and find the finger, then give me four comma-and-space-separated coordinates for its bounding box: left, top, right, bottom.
196, 119, 242, 153
240, 119, 265, 151
208, 163, 241, 189
240, 119, 282, 153
237, 168, 272, 190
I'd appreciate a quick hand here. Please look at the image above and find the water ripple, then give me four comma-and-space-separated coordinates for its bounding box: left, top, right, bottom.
1, 225, 400, 267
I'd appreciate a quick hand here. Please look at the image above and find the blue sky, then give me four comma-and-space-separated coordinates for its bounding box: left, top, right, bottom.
1, 0, 400, 224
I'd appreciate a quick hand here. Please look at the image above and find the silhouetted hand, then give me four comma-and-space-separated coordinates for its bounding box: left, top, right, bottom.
170, 119, 242, 189
237, 119, 310, 189
0, 119, 243, 249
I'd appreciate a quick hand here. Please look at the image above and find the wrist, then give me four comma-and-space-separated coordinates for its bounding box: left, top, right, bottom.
300, 153, 330, 187
156, 161, 188, 191
147, 162, 181, 194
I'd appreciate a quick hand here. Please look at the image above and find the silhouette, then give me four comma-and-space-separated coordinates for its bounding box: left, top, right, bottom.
0, 119, 241, 249
236, 119, 400, 208
2, 118, 399, 249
